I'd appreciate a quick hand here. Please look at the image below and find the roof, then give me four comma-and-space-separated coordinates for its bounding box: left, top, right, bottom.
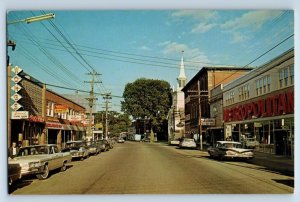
181, 66, 254, 92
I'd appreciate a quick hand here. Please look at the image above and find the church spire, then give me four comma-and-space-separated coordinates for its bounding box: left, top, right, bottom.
177, 50, 186, 89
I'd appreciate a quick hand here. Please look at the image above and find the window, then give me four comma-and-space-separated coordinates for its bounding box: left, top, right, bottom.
279, 69, 284, 88
239, 84, 249, 101
289, 65, 294, 85
259, 79, 263, 95
284, 68, 289, 86
267, 75, 271, 92
256, 80, 259, 96
47, 102, 54, 117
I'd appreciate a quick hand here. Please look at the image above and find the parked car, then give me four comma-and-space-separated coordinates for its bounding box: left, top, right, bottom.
62, 141, 90, 161
8, 163, 21, 186
179, 138, 197, 149
141, 138, 150, 142
244, 138, 259, 149
8, 144, 72, 180
96, 139, 110, 152
117, 138, 125, 143
208, 141, 254, 160
86, 141, 101, 155
170, 138, 180, 145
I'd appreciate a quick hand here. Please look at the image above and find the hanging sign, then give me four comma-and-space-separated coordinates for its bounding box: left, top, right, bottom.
11, 84, 22, 93
11, 75, 22, 83
11, 111, 29, 119
68, 115, 82, 122
11, 102, 22, 111
11, 93, 22, 102
11, 66, 23, 74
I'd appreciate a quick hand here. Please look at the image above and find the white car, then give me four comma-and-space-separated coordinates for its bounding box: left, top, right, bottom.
170, 138, 180, 145
117, 138, 125, 143
179, 138, 197, 149
8, 144, 72, 180
208, 141, 254, 160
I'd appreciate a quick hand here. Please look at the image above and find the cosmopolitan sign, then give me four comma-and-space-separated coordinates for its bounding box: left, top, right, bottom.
224, 91, 294, 122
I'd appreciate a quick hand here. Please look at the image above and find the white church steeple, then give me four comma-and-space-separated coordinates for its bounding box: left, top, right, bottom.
177, 51, 186, 90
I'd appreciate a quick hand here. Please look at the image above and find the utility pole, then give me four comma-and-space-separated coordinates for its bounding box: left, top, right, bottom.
102, 93, 112, 139
84, 70, 101, 141
187, 81, 208, 151
198, 80, 202, 151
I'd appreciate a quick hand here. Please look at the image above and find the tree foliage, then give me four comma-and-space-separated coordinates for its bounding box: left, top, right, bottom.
94, 111, 131, 136
121, 78, 172, 131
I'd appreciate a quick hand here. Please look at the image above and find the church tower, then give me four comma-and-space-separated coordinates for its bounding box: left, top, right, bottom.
177, 51, 187, 90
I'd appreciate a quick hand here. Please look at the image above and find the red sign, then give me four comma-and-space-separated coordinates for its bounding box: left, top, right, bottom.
28, 115, 45, 123
224, 91, 294, 122
46, 122, 62, 129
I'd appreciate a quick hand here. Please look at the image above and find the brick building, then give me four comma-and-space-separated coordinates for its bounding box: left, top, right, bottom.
181, 66, 253, 145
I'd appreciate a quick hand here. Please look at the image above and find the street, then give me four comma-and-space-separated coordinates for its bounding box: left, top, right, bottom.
10, 141, 293, 194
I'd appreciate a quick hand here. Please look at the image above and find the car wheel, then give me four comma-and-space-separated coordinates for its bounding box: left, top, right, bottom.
60, 161, 67, 172
80, 157, 84, 161
8, 177, 13, 186
37, 164, 49, 180
218, 155, 224, 161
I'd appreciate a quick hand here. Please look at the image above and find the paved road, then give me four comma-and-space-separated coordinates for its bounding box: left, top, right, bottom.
10, 141, 293, 194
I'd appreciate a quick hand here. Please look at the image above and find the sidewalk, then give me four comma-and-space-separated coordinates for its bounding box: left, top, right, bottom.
248, 151, 294, 176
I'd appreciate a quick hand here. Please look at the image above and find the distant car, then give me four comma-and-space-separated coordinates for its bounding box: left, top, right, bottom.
117, 138, 125, 143
8, 163, 21, 186
244, 138, 259, 149
8, 144, 72, 180
86, 141, 101, 155
62, 141, 90, 161
208, 141, 254, 160
179, 138, 197, 149
141, 137, 150, 142
170, 138, 180, 145
96, 139, 110, 152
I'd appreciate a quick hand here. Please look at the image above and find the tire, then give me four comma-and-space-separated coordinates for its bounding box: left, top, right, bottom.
60, 161, 67, 172
37, 164, 49, 180
80, 157, 84, 161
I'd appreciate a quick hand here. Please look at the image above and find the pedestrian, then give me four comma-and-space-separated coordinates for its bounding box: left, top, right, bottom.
8, 142, 19, 158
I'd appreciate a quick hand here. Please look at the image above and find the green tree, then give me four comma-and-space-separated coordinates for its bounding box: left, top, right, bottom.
121, 78, 172, 132
94, 111, 131, 136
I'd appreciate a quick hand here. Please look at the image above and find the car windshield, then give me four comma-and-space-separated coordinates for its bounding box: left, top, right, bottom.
223, 143, 242, 148
17, 146, 49, 156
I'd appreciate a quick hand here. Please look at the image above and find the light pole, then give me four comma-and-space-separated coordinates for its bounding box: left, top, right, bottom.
7, 13, 55, 148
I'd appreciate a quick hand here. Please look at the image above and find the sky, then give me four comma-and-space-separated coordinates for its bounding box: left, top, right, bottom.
7, 10, 294, 112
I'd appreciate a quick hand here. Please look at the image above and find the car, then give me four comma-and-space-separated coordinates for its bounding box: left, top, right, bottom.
208, 141, 254, 160
62, 141, 90, 160
117, 138, 125, 143
179, 138, 197, 149
8, 163, 21, 186
244, 138, 259, 149
86, 141, 101, 155
141, 138, 150, 142
8, 144, 72, 180
96, 139, 110, 152
170, 138, 180, 145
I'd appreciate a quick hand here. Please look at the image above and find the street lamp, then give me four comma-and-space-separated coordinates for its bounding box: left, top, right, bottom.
7, 13, 55, 25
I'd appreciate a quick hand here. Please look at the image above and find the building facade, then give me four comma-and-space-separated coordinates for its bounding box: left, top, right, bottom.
8, 70, 86, 149
223, 48, 294, 158
182, 66, 253, 144
168, 53, 186, 143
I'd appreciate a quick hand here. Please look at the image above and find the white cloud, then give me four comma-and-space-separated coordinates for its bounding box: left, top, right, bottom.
139, 46, 151, 51
231, 32, 250, 44
191, 22, 217, 33
159, 41, 210, 67
171, 10, 218, 21
221, 10, 283, 31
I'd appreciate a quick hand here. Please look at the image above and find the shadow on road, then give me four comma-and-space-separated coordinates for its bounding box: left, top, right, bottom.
273, 179, 294, 188
8, 178, 33, 194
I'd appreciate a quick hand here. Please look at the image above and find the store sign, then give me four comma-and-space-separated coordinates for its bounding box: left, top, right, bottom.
201, 118, 215, 126
68, 115, 82, 122
11, 75, 22, 83
11, 84, 22, 92
28, 115, 45, 123
11, 93, 22, 102
224, 91, 294, 122
11, 66, 23, 74
11, 102, 22, 111
11, 111, 29, 119
54, 105, 68, 113
46, 122, 62, 129
82, 119, 94, 126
